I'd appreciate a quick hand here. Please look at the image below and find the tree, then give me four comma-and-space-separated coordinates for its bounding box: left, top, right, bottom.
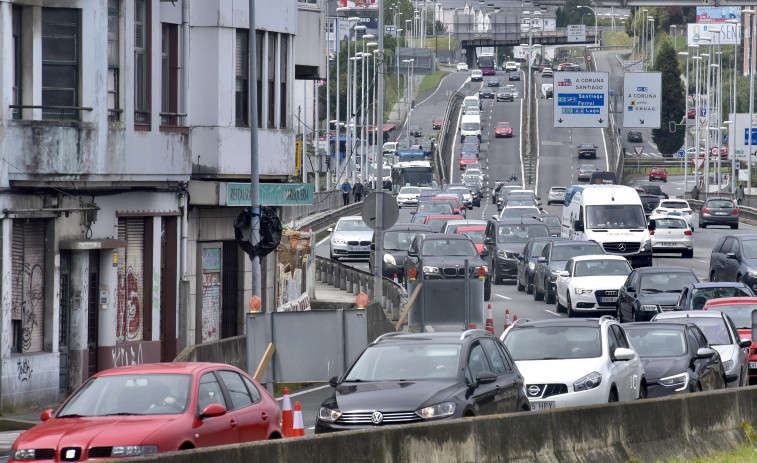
556, 0, 593, 28
651, 40, 685, 154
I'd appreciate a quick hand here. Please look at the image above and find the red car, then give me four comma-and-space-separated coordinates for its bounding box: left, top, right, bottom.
460, 153, 478, 169
495, 122, 513, 138
456, 226, 486, 253
703, 297, 757, 383
432, 116, 443, 130
424, 214, 460, 233
688, 108, 695, 119
10, 363, 281, 462
649, 167, 667, 182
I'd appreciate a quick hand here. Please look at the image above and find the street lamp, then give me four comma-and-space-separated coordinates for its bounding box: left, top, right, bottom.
649, 17, 655, 68
577, 5, 597, 47
744, 9, 756, 193
679, 50, 691, 191
359, 36, 375, 183
671, 24, 677, 50
402, 58, 414, 145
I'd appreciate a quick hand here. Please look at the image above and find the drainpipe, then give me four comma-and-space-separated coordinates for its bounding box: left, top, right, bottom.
182, 0, 190, 124
180, 192, 188, 280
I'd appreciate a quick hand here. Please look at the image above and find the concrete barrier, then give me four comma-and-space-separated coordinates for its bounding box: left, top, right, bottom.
131, 387, 757, 463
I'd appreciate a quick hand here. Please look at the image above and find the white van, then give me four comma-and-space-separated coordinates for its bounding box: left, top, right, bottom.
462, 95, 481, 114
460, 114, 481, 143
383, 142, 398, 156
561, 184, 652, 267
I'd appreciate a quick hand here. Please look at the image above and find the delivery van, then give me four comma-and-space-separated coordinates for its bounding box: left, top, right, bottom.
460, 114, 482, 143
562, 184, 652, 267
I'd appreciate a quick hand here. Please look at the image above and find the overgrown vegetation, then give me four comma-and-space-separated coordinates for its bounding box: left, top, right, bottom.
656, 442, 757, 462
418, 69, 449, 94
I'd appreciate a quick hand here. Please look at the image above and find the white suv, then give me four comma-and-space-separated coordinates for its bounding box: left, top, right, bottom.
457, 62, 469, 71
470, 70, 483, 82
501, 317, 646, 409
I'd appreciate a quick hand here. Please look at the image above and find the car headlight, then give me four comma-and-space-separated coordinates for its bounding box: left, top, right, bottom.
10, 449, 36, 460
318, 406, 342, 423
658, 373, 689, 391
722, 359, 734, 372
640, 239, 652, 252
111, 446, 159, 457
639, 304, 659, 312
497, 249, 507, 259
574, 288, 593, 295
748, 268, 757, 278
332, 237, 347, 245
423, 266, 440, 274
528, 261, 535, 270
574, 371, 602, 392
383, 253, 397, 265
415, 402, 456, 420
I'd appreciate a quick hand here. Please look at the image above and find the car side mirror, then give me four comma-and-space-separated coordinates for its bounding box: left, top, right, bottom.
574, 220, 584, 232
480, 249, 490, 258
557, 270, 569, 277
726, 252, 739, 260
327, 227, 334, 233
695, 347, 717, 359
625, 286, 636, 293
201, 403, 228, 419
518, 254, 525, 261
740, 338, 752, 349
485, 237, 493, 245
491, 215, 499, 221
538, 257, 547, 263
329, 376, 339, 388
408, 250, 418, 257
475, 370, 497, 386
40, 409, 54, 422
613, 347, 636, 361
370, 243, 375, 250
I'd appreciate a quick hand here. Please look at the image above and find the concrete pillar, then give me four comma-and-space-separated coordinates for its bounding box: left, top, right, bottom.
339, 266, 347, 291
346, 271, 353, 293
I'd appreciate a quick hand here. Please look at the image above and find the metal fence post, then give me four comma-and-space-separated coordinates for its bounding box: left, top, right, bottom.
346, 270, 353, 293
339, 265, 347, 291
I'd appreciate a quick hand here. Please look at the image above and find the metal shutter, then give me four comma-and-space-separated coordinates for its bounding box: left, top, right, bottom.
117, 218, 145, 342
11, 220, 46, 353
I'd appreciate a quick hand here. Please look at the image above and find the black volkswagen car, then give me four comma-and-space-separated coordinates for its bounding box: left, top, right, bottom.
709, 234, 757, 292
616, 266, 699, 322
369, 223, 432, 283
624, 322, 726, 397
315, 330, 530, 433
516, 237, 568, 294
484, 218, 550, 286
533, 240, 604, 304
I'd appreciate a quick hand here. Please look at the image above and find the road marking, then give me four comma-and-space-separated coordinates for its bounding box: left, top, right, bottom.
317, 236, 330, 246
276, 384, 332, 401
695, 259, 707, 264
544, 310, 562, 316
495, 294, 511, 300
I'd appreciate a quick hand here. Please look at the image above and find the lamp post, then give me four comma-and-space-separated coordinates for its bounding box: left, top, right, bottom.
701, 51, 711, 194
359, 36, 375, 183
693, 54, 702, 189
671, 24, 677, 50
641, 9, 648, 66
577, 5, 597, 47
679, 50, 690, 192
350, 25, 365, 184
745, 9, 756, 193
649, 17, 655, 69
402, 58, 415, 145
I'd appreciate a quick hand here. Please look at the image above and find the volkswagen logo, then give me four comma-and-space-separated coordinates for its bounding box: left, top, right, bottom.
371, 411, 384, 424
618, 243, 627, 252
527, 385, 541, 397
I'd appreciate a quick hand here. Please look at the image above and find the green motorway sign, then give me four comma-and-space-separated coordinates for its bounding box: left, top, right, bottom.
227, 183, 314, 206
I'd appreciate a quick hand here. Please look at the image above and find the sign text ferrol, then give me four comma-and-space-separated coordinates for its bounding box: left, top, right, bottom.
226, 183, 315, 206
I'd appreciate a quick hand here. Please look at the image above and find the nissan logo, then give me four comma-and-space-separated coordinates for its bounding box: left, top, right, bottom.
371, 411, 384, 424
618, 243, 627, 252
528, 385, 541, 397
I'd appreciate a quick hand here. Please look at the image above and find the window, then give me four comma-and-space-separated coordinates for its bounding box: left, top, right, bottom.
256, 31, 263, 128
134, 0, 151, 126
161, 23, 179, 126
465, 343, 490, 383
268, 33, 277, 128
107, 0, 120, 121
235, 29, 249, 127
217, 371, 253, 410
280, 35, 288, 128
197, 373, 226, 413
12, 6, 22, 120
241, 376, 262, 403
481, 339, 508, 374
42, 8, 80, 120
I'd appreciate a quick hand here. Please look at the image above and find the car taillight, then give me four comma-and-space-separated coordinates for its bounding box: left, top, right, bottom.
703, 208, 710, 214
733, 209, 739, 215
684, 230, 692, 236
655, 209, 662, 214
649, 230, 655, 235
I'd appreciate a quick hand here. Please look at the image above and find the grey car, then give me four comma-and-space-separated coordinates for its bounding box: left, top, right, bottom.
329, 216, 374, 260
577, 164, 597, 181
547, 186, 566, 205
699, 197, 739, 229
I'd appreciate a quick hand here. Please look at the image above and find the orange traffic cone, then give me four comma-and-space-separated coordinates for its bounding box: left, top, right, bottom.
469, 324, 477, 329
281, 387, 293, 438
485, 304, 495, 335
503, 309, 511, 331
292, 401, 305, 437
513, 314, 518, 325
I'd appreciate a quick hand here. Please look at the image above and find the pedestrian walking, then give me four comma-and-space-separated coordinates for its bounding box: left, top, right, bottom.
353, 180, 364, 202
341, 179, 352, 206
736, 183, 745, 206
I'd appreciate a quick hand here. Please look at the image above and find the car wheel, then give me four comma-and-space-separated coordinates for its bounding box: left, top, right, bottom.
608, 389, 619, 403
533, 283, 544, 301
484, 278, 492, 301
720, 375, 727, 389
700, 220, 707, 229
732, 223, 739, 229
493, 266, 503, 285
567, 294, 575, 318
710, 271, 717, 283
695, 382, 703, 392
556, 293, 566, 313
631, 307, 636, 321
684, 249, 693, 258
526, 278, 534, 294
545, 288, 555, 304
638, 382, 647, 400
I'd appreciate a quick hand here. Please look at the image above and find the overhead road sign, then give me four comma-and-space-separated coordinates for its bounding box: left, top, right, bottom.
553, 72, 609, 128
623, 72, 662, 129
567, 25, 586, 42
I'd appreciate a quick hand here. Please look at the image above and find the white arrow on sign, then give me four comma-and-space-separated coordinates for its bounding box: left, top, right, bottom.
634, 145, 644, 157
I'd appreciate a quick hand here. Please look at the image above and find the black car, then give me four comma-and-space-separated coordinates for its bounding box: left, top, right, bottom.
496, 90, 514, 102
484, 218, 550, 285
479, 88, 495, 99
404, 233, 491, 300
578, 143, 597, 159
465, 183, 482, 207
539, 214, 561, 237
709, 234, 757, 291
623, 322, 726, 397
409, 125, 422, 137
533, 241, 604, 304
639, 183, 669, 200
616, 266, 699, 322
492, 182, 520, 204
487, 78, 500, 87
369, 223, 432, 283
516, 237, 568, 294
508, 71, 520, 81
628, 131, 643, 143
639, 194, 660, 216
314, 330, 530, 433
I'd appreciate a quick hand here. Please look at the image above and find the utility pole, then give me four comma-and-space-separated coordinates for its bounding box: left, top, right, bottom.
374, 0, 386, 303
248, 0, 261, 301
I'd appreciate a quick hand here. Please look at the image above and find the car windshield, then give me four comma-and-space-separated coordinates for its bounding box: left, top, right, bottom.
459, 229, 485, 244
417, 202, 453, 214
686, 317, 732, 345
500, 207, 540, 219
400, 187, 421, 195
336, 219, 372, 232
574, 259, 630, 277
551, 244, 602, 261
655, 218, 688, 229
505, 199, 536, 207
690, 287, 753, 309
384, 231, 422, 251
639, 272, 697, 293
707, 199, 735, 208
707, 305, 757, 328
462, 122, 480, 131
542, 216, 561, 227
550, 187, 566, 193
742, 240, 757, 259
586, 205, 646, 229
580, 165, 597, 171
531, 241, 549, 257
425, 218, 454, 233
344, 343, 462, 381
56, 374, 192, 417
505, 326, 602, 360
497, 224, 549, 243
497, 123, 511, 128
625, 328, 687, 357
422, 238, 478, 256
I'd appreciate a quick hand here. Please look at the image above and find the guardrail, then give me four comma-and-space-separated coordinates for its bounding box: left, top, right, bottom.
436, 90, 465, 187
315, 256, 406, 322
281, 190, 354, 224
293, 199, 364, 233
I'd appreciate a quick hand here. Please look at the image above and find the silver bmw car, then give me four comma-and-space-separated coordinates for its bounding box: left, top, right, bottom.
329, 216, 374, 260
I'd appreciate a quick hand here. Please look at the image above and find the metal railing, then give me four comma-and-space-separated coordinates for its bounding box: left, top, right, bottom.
9, 104, 93, 121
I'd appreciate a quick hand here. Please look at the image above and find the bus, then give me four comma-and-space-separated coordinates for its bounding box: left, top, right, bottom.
395, 148, 426, 162
478, 52, 496, 75
391, 161, 434, 193
329, 136, 363, 163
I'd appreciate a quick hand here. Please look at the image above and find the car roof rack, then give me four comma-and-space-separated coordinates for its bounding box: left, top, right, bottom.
598, 315, 617, 324
373, 332, 404, 343
460, 328, 488, 341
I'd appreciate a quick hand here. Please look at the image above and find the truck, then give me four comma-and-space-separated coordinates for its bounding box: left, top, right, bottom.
541, 83, 553, 99
561, 184, 653, 268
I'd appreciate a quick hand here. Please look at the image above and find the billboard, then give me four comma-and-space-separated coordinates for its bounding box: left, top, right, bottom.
687, 23, 741, 46
696, 7, 741, 22
567, 25, 587, 42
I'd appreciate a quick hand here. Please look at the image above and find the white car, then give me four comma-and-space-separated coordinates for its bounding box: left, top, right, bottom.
649, 217, 693, 258
328, 216, 374, 260
501, 317, 646, 409
650, 199, 695, 229
464, 167, 483, 183
504, 85, 520, 98
555, 255, 633, 317
470, 69, 483, 81
505, 61, 517, 72
396, 186, 421, 208
456, 62, 469, 71
547, 186, 566, 205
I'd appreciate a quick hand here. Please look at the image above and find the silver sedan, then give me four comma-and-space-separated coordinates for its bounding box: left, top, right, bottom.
329, 216, 374, 260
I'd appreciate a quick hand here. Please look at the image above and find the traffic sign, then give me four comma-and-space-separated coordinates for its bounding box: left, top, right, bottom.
361, 192, 399, 230
700, 116, 707, 126
692, 158, 705, 171
553, 72, 609, 128
711, 146, 720, 156
634, 145, 644, 157
586, 55, 593, 61
623, 72, 662, 129
678, 149, 686, 158
700, 108, 707, 116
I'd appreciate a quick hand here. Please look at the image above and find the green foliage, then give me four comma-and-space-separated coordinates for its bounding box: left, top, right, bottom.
651, 40, 685, 154
556, 0, 593, 28
384, 0, 415, 30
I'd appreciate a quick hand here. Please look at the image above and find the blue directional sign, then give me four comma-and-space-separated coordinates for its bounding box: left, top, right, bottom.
552, 72, 609, 128
744, 128, 757, 146
700, 108, 707, 116
678, 149, 686, 158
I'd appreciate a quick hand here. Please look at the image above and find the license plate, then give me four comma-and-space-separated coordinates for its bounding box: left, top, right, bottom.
601, 297, 618, 303
715, 211, 728, 215
531, 401, 555, 410
669, 212, 681, 216
750, 362, 757, 369
661, 242, 678, 247
349, 246, 368, 252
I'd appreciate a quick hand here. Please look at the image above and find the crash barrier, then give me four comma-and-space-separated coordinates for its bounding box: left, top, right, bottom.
132, 386, 757, 463
174, 336, 246, 372
436, 90, 465, 187
279, 190, 356, 225
406, 274, 485, 330
315, 256, 405, 322
293, 198, 363, 234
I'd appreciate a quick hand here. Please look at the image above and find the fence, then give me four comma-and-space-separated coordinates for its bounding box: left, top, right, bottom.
280, 190, 354, 225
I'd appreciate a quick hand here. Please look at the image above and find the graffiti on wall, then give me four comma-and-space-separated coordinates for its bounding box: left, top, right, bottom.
110, 343, 144, 368
16, 358, 33, 382
12, 263, 44, 352
116, 266, 142, 341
